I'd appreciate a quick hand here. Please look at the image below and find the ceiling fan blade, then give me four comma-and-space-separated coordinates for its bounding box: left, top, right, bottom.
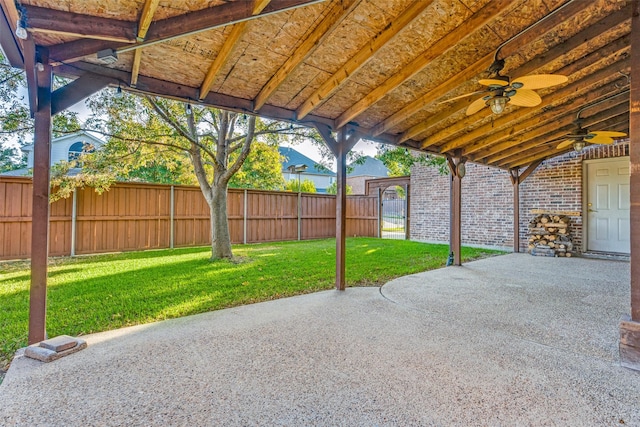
511, 74, 568, 90
556, 139, 575, 149
588, 130, 627, 138
478, 78, 509, 87
466, 97, 488, 115
441, 90, 486, 102
584, 134, 614, 145
508, 89, 541, 107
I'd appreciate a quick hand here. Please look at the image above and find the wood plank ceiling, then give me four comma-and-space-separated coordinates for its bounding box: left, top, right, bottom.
0, 0, 631, 170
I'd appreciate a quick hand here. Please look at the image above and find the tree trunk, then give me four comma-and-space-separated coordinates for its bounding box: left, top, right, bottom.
209, 183, 233, 259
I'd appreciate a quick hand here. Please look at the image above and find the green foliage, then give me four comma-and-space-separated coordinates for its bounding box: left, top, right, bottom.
0, 238, 502, 369
285, 178, 316, 193
229, 141, 285, 190
325, 181, 353, 195
376, 145, 449, 176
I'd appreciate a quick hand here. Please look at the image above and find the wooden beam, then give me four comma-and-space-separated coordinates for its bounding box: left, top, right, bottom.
518, 159, 543, 184
51, 73, 112, 116
23, 38, 38, 116
46, 0, 321, 64
295, 0, 433, 120
377, 0, 596, 138
28, 51, 52, 345
0, 3, 23, 67
131, 0, 160, 87
253, 0, 358, 111
199, 0, 271, 100
24, 5, 137, 43
335, 0, 510, 129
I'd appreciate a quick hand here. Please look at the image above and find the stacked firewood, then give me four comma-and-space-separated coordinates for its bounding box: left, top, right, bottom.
528, 213, 573, 257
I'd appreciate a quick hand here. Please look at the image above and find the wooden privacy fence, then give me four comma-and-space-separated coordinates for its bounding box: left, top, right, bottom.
0, 177, 378, 260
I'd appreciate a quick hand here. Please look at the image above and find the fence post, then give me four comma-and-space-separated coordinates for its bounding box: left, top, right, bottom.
377, 187, 382, 238
243, 189, 248, 244
170, 185, 175, 249
298, 191, 302, 241
70, 188, 77, 256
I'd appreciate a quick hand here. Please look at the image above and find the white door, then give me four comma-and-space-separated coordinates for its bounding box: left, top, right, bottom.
586, 157, 630, 253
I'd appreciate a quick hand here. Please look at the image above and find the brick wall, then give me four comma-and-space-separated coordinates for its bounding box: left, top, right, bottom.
410, 141, 629, 253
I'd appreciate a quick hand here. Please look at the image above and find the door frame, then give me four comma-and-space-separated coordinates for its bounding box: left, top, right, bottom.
582, 155, 630, 253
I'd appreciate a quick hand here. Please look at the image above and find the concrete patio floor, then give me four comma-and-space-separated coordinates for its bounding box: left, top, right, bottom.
1, 253, 638, 426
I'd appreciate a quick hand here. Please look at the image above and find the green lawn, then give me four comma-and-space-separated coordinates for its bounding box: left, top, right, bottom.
0, 238, 502, 369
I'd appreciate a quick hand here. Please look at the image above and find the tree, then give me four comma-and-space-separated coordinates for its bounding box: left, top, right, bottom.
0, 52, 82, 173
325, 181, 352, 195
285, 178, 317, 193
229, 141, 284, 190
81, 90, 320, 259
375, 145, 448, 176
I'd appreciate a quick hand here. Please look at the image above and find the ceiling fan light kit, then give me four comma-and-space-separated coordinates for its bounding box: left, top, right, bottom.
572, 140, 585, 152
488, 96, 508, 114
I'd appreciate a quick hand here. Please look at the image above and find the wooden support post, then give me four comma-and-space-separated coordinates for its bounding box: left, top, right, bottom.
313, 123, 360, 290
28, 48, 52, 345
510, 169, 520, 253
446, 150, 466, 266
404, 183, 410, 240
243, 188, 248, 245
621, 1, 640, 371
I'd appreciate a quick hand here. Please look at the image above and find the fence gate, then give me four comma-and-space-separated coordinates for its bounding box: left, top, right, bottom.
380, 185, 407, 240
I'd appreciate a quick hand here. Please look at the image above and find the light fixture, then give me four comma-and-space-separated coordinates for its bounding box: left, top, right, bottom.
572, 140, 586, 152
185, 102, 192, 115
96, 49, 118, 64
115, 84, 123, 98
487, 96, 508, 114
15, 17, 27, 40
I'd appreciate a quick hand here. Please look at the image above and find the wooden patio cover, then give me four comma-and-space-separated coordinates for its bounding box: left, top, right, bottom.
0, 0, 638, 368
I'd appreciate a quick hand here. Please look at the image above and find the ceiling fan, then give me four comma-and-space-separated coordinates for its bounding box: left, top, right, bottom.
447, 59, 568, 116
556, 119, 626, 152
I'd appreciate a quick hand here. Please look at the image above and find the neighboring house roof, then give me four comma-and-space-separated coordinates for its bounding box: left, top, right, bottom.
20, 130, 104, 155
279, 147, 335, 176
348, 156, 388, 178
0, 168, 30, 177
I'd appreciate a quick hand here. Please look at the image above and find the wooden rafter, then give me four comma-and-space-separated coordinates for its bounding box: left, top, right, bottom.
199, 0, 271, 100
500, 114, 629, 168
0, 1, 23, 67
253, 0, 359, 111
432, 49, 630, 154
46, 0, 320, 64
484, 100, 630, 165
376, 0, 591, 138
295, 0, 432, 120
334, 0, 511, 129
455, 58, 631, 157
131, 0, 160, 87
401, 5, 631, 144
470, 82, 630, 162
